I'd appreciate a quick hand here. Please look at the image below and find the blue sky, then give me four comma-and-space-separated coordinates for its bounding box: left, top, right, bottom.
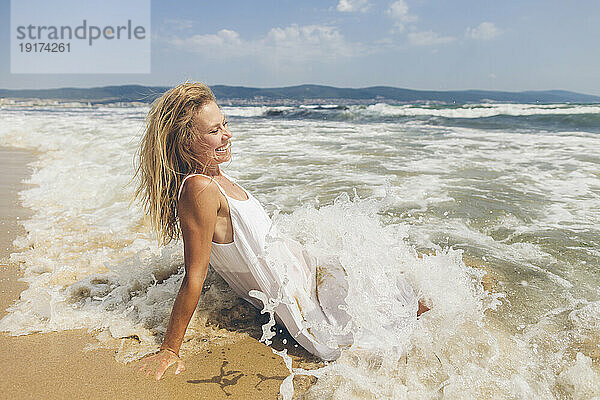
1, 0, 599, 95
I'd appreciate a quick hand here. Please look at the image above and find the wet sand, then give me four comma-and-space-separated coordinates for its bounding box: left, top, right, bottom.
0, 147, 297, 399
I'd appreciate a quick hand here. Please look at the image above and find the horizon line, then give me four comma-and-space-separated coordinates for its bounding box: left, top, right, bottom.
1, 83, 600, 98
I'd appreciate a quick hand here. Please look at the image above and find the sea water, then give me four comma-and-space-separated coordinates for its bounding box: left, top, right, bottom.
0, 100, 599, 398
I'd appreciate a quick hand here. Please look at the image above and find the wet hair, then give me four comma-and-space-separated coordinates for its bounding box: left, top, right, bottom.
134, 81, 217, 245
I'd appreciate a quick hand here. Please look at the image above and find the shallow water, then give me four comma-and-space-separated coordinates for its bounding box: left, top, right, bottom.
0, 101, 598, 398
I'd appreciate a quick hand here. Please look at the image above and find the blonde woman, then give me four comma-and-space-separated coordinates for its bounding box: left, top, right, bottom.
134, 82, 428, 380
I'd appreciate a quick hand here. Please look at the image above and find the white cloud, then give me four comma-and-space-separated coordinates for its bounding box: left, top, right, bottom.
263, 24, 358, 61
337, 0, 370, 13
386, 0, 417, 32
162, 18, 195, 32
166, 24, 362, 63
384, 1, 454, 48
168, 29, 245, 59
466, 22, 502, 40
408, 31, 455, 46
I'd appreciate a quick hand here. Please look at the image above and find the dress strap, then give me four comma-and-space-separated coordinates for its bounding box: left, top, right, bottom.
177, 173, 226, 201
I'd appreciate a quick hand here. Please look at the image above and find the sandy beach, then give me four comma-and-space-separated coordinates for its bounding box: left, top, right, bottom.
0, 147, 304, 400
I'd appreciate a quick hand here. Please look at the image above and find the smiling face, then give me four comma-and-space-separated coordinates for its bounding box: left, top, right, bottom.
190, 101, 232, 171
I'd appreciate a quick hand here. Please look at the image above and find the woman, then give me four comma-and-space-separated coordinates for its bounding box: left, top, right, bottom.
134, 82, 427, 380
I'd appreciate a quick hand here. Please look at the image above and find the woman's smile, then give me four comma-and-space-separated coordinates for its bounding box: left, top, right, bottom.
215, 141, 231, 153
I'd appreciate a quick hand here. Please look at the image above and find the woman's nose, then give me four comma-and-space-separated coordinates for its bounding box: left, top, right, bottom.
223, 125, 233, 139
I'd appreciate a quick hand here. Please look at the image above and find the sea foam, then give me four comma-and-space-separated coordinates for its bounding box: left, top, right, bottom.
1, 103, 599, 398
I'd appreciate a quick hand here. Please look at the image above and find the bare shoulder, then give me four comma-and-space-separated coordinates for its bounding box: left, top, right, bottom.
178, 175, 221, 217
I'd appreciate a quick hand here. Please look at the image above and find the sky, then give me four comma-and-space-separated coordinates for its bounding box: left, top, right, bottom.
1, 0, 600, 95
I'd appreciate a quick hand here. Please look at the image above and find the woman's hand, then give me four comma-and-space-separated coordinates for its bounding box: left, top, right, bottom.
137, 349, 186, 380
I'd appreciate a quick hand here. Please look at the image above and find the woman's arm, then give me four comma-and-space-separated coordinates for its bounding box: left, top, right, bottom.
137, 177, 220, 380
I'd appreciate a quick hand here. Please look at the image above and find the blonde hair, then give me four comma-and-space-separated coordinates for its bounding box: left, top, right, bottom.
134, 82, 217, 245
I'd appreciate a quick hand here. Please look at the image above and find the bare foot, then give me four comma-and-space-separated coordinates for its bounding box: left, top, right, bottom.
417, 300, 430, 317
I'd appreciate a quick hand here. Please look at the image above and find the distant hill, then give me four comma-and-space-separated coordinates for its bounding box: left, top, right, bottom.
1, 84, 599, 105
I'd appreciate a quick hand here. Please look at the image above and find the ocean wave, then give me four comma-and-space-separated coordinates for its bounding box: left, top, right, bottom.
359, 103, 600, 118
222, 103, 600, 123
1, 105, 599, 399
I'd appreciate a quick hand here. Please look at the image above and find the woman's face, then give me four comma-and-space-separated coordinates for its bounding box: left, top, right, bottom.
191, 101, 232, 166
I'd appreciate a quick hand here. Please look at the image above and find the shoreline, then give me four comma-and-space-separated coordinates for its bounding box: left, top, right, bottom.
0, 146, 295, 399
0, 146, 497, 399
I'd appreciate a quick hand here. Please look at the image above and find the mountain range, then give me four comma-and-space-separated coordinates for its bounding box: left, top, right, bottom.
1, 84, 599, 105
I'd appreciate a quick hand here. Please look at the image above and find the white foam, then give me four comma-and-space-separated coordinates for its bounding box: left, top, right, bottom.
356, 103, 600, 118
557, 353, 600, 399
221, 105, 295, 117
0, 104, 598, 398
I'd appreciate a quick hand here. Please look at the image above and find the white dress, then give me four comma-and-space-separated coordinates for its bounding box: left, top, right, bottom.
178, 172, 352, 360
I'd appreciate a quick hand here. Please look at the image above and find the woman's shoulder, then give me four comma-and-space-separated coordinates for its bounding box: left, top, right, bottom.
179, 175, 221, 210
178, 175, 221, 235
